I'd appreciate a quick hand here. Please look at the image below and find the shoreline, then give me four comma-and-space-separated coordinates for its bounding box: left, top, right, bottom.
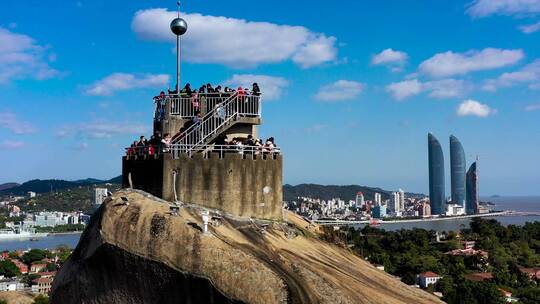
46, 231, 83, 236
314, 210, 540, 226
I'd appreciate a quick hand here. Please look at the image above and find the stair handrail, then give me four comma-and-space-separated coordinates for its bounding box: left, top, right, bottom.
172, 92, 244, 156
171, 92, 238, 144
180, 95, 241, 152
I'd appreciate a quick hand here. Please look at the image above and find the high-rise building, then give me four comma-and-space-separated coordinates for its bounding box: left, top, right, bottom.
398, 189, 405, 211
450, 135, 466, 207
417, 201, 431, 217
372, 205, 387, 219
466, 161, 479, 215
94, 188, 108, 205
428, 133, 445, 215
392, 191, 400, 213
374, 193, 382, 206
355, 192, 365, 208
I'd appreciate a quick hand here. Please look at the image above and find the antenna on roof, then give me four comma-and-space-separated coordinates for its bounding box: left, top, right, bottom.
170, 1, 188, 94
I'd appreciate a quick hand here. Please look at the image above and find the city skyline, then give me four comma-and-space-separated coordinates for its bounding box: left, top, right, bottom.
1, 1, 540, 195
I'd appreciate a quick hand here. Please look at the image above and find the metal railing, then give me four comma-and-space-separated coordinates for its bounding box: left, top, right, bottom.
166, 93, 261, 118
168, 94, 235, 118
126, 144, 280, 159
172, 93, 261, 153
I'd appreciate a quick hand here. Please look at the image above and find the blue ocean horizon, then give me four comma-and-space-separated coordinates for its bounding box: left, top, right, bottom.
482, 196, 540, 213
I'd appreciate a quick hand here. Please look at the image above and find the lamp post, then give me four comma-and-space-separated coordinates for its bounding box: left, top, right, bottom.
170, 1, 188, 93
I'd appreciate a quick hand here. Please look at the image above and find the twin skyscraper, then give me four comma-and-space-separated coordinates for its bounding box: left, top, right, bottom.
428, 133, 479, 215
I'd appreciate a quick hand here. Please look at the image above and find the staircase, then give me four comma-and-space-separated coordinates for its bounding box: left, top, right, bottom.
172, 93, 260, 155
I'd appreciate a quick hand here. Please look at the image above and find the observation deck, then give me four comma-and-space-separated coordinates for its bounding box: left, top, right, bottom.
154, 91, 263, 156
122, 87, 283, 221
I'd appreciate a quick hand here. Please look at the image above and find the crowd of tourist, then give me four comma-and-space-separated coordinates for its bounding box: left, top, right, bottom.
126, 131, 172, 156
126, 132, 278, 156
213, 134, 278, 155
167, 82, 261, 98
153, 82, 261, 121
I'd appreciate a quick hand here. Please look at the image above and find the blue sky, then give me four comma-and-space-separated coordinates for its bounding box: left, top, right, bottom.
1, 0, 539, 195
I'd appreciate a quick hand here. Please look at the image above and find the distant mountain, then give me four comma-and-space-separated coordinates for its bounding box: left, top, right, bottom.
74, 178, 106, 184
0, 176, 122, 196
283, 184, 425, 202
0, 183, 19, 191
107, 175, 122, 184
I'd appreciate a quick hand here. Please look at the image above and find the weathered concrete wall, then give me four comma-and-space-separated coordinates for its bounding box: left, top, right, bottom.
162, 153, 283, 220
123, 153, 283, 221
122, 156, 165, 198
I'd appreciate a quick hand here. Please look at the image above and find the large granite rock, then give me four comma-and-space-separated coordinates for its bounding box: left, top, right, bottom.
51, 190, 442, 304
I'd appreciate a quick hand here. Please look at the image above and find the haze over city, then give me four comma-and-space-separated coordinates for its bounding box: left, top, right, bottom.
1, 0, 539, 195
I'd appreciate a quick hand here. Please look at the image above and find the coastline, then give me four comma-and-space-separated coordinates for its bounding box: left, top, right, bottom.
313, 210, 540, 226
46, 231, 83, 236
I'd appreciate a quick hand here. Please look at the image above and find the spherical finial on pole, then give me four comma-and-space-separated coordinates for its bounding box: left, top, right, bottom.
170, 18, 188, 36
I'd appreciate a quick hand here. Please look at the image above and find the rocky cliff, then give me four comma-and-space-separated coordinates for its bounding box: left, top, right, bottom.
51, 190, 442, 304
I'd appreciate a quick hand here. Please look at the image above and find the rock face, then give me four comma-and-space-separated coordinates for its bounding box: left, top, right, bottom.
51, 190, 442, 304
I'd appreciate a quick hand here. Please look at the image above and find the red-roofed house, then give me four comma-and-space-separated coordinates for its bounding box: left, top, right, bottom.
0, 251, 9, 260
31, 277, 52, 294
418, 272, 442, 288
464, 272, 494, 282
30, 263, 47, 274
498, 288, 518, 303
10, 259, 28, 274
518, 267, 540, 280
39, 271, 56, 278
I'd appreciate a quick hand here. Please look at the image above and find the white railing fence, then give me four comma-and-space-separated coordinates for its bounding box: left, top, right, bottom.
125, 144, 281, 159
172, 94, 261, 154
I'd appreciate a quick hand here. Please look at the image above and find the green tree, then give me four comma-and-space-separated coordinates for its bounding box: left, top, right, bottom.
517, 287, 540, 304
33, 295, 49, 304
22, 249, 49, 265
46, 263, 56, 272
0, 260, 21, 277
21, 274, 40, 286
55, 244, 72, 264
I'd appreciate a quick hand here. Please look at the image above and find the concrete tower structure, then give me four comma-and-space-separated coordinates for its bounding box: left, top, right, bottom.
428, 133, 445, 215
122, 9, 283, 220
450, 135, 466, 207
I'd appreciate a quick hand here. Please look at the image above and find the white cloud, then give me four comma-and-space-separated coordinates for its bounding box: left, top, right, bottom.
518, 21, 540, 33
466, 0, 540, 18
457, 99, 496, 117
85, 73, 170, 96
371, 48, 408, 71
0, 27, 59, 84
58, 121, 148, 139
131, 8, 337, 68
0, 112, 36, 134
314, 80, 365, 102
482, 59, 540, 91
386, 79, 422, 100
419, 48, 524, 78
224, 74, 288, 100
525, 102, 540, 111
0, 140, 24, 149
386, 78, 470, 100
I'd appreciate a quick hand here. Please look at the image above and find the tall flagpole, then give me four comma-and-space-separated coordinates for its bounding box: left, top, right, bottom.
170, 1, 188, 94
176, 2, 180, 93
